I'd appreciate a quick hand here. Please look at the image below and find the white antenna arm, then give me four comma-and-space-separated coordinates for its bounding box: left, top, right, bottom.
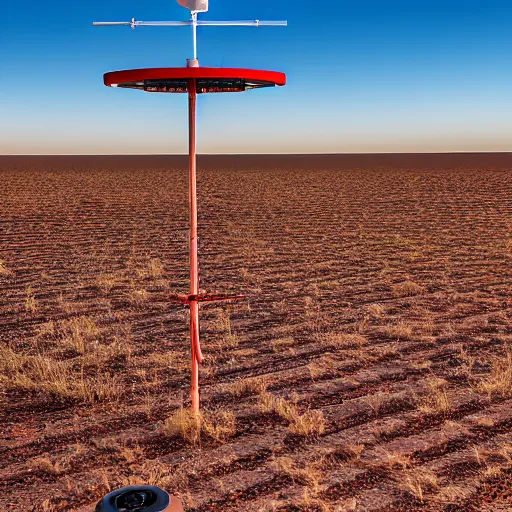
92, 20, 192, 27
197, 20, 287, 26
93, 15, 287, 59
92, 20, 287, 27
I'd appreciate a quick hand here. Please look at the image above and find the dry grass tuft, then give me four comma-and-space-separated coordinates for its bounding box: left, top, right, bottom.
116, 445, 144, 464
434, 485, 468, 505
24, 286, 37, 313
380, 449, 412, 469
215, 307, 239, 348
335, 498, 358, 511
363, 391, 412, 418
258, 392, 326, 437
288, 410, 327, 437
35, 500, 59, 512
37, 320, 56, 338
307, 355, 337, 380
58, 316, 100, 354
96, 273, 118, 294
392, 280, 425, 297
475, 349, 512, 399
0, 260, 14, 276
365, 303, 386, 318
414, 319, 436, 336
363, 392, 388, 417
29, 456, 63, 476
163, 408, 202, 445
223, 376, 268, 397
382, 321, 414, 341
258, 391, 297, 417
57, 292, 76, 314
146, 258, 164, 279
0, 344, 121, 403
272, 337, 296, 352
473, 446, 490, 466
272, 455, 324, 496
295, 490, 331, 511
36, 315, 132, 365
418, 377, 451, 415
399, 468, 439, 502
163, 407, 236, 445
101, 459, 190, 499
338, 444, 366, 461
476, 417, 495, 427
201, 410, 237, 443
129, 288, 149, 306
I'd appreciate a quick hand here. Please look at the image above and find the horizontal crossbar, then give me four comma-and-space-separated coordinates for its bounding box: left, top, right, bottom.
169, 293, 246, 304
93, 20, 287, 27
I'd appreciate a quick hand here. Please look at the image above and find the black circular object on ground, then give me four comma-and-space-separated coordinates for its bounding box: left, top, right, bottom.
95, 486, 171, 512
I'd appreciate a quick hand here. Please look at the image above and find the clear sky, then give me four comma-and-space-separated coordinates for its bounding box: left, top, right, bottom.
1, 0, 512, 154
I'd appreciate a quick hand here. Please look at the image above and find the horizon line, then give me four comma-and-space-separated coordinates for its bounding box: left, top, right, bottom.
2, 151, 512, 157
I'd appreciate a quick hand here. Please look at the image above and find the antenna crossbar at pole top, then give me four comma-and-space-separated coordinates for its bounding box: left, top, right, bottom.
93, 17, 286, 56
92, 20, 287, 27
199, 20, 287, 26
93, 0, 287, 59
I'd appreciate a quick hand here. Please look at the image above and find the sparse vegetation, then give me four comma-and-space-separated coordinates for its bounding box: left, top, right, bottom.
215, 307, 239, 348
59, 315, 101, 354
382, 321, 414, 340
3, 159, 512, 510
475, 349, 512, 399
24, 286, 37, 313
323, 332, 368, 349
163, 407, 236, 445
0, 343, 121, 402
272, 336, 296, 352
0, 260, 13, 276
128, 287, 149, 306
96, 273, 118, 294
258, 392, 326, 437
418, 377, 451, 415
392, 280, 425, 297
223, 375, 268, 397
307, 354, 337, 380
147, 258, 164, 279
365, 303, 386, 318
380, 449, 412, 469
399, 468, 439, 502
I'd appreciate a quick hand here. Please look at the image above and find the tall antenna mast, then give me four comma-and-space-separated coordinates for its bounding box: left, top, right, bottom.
93, 0, 286, 62
93, 1, 286, 415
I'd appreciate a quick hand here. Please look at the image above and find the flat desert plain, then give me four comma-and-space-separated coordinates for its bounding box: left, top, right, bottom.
1, 154, 512, 511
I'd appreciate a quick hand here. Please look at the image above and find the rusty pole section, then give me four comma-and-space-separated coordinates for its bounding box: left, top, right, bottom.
187, 75, 203, 414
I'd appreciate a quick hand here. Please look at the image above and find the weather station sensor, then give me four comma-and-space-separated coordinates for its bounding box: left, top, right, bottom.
93, 0, 286, 413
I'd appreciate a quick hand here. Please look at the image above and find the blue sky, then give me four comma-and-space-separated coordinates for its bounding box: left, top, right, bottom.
1, 0, 512, 154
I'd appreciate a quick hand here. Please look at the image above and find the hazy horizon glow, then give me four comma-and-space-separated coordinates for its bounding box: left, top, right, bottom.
2, 1, 512, 155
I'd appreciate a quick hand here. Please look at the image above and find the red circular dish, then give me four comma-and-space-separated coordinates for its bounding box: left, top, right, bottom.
104, 67, 286, 93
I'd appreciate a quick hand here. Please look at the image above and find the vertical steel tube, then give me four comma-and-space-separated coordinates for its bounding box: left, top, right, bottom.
188, 78, 200, 414
192, 12, 198, 60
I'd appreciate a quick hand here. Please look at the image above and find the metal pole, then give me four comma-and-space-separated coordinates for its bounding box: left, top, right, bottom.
192, 12, 198, 60
188, 76, 202, 414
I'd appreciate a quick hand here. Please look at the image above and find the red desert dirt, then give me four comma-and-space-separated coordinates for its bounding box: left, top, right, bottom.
1, 154, 512, 511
